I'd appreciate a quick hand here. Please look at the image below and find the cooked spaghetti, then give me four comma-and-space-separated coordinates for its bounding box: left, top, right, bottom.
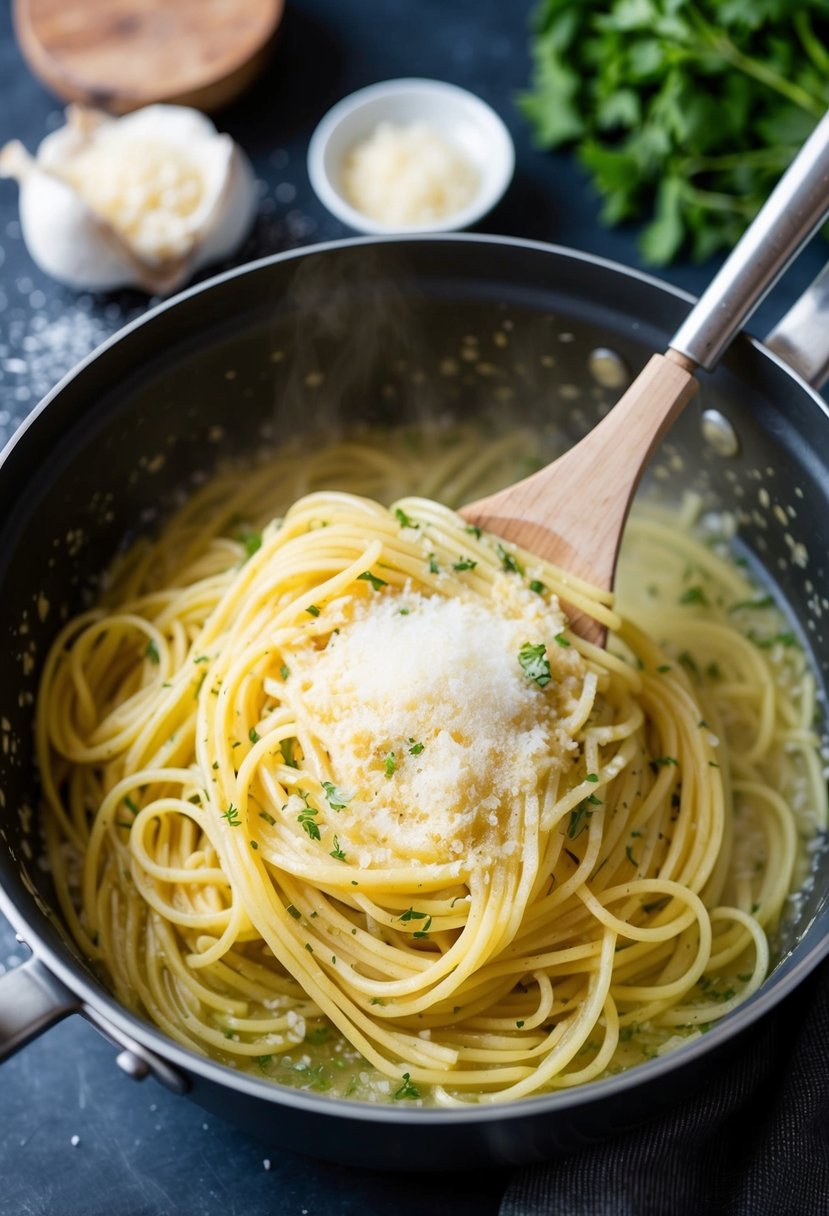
37, 427, 826, 1105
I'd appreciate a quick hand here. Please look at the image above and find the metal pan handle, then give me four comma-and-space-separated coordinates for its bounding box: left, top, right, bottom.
669, 109, 829, 374
0, 954, 79, 1059
764, 258, 829, 391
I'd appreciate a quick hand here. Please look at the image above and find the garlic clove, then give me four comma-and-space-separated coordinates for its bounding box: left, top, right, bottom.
0, 104, 257, 295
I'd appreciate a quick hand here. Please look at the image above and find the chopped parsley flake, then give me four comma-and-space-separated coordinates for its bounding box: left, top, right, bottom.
384, 751, 397, 778
322, 781, 350, 811
145, 639, 160, 664
298, 805, 321, 840
567, 797, 599, 839
305, 604, 321, 617
123, 796, 138, 815
394, 507, 419, 529
221, 803, 241, 827
746, 629, 798, 649
678, 651, 699, 676
465, 524, 482, 539
625, 845, 639, 867
358, 570, 388, 591
650, 756, 679, 774
679, 585, 709, 606
286, 904, 301, 920
586, 773, 599, 783
400, 907, 429, 922
453, 557, 478, 572
394, 1072, 421, 1100
329, 835, 346, 861
497, 542, 525, 576
280, 664, 290, 680
554, 633, 570, 647
259, 810, 276, 826
529, 579, 546, 595
250, 840, 259, 850
729, 595, 773, 613
193, 654, 209, 664
428, 553, 440, 574
518, 642, 551, 688
408, 738, 425, 756
239, 528, 262, 559
249, 727, 260, 743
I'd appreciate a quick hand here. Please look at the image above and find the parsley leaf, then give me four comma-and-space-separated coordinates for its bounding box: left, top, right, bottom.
394, 507, 419, 529
322, 781, 351, 811
329, 835, 347, 861
394, 1072, 421, 1100
519, 1, 829, 265
221, 803, 241, 827
518, 642, 552, 688
358, 570, 388, 591
497, 542, 525, 576
239, 528, 262, 559
298, 804, 321, 841
145, 639, 160, 664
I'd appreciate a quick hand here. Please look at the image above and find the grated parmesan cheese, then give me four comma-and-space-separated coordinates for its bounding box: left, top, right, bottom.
341, 122, 479, 226
289, 590, 583, 865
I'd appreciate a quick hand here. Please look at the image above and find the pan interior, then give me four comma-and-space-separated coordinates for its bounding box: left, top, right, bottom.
1, 239, 827, 1098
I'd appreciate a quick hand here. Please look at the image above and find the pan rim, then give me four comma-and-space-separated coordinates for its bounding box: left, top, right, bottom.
2, 232, 828, 1127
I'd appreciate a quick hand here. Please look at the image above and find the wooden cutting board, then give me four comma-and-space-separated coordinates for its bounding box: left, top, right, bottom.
13, 0, 284, 114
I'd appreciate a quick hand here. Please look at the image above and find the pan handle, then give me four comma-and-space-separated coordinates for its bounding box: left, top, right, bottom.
0, 953, 79, 1059
669, 109, 829, 372
0, 953, 190, 1092
764, 258, 829, 391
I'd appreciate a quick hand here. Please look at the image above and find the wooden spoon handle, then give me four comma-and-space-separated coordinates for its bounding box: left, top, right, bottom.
461, 351, 698, 586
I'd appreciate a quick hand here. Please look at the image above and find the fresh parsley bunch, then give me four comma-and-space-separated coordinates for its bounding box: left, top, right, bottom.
520, 0, 829, 263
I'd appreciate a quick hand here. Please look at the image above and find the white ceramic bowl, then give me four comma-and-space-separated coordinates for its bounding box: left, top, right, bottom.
307, 78, 515, 234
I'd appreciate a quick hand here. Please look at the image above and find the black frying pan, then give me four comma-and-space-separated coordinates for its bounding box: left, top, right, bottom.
1, 235, 828, 1169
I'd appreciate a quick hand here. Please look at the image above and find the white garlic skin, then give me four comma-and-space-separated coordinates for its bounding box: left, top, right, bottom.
0, 105, 257, 295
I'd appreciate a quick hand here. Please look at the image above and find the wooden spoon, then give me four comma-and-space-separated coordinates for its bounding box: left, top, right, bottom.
462, 110, 829, 645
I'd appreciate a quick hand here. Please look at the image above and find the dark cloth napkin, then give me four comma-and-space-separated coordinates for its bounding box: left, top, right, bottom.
499, 957, 829, 1216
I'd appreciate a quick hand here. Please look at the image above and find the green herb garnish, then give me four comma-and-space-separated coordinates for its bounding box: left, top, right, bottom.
305, 604, 321, 617
145, 639, 160, 664
239, 528, 262, 559
358, 570, 388, 591
384, 751, 397, 778
395, 507, 419, 529
518, 642, 551, 687
679, 586, 709, 607
221, 803, 241, 827
453, 557, 478, 572
329, 835, 347, 861
497, 542, 525, 575
322, 781, 350, 811
519, 1, 829, 265
298, 805, 321, 841
393, 1072, 421, 1100
650, 756, 679, 774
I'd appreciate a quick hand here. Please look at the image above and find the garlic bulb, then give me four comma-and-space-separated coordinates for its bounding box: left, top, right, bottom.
0, 105, 257, 295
